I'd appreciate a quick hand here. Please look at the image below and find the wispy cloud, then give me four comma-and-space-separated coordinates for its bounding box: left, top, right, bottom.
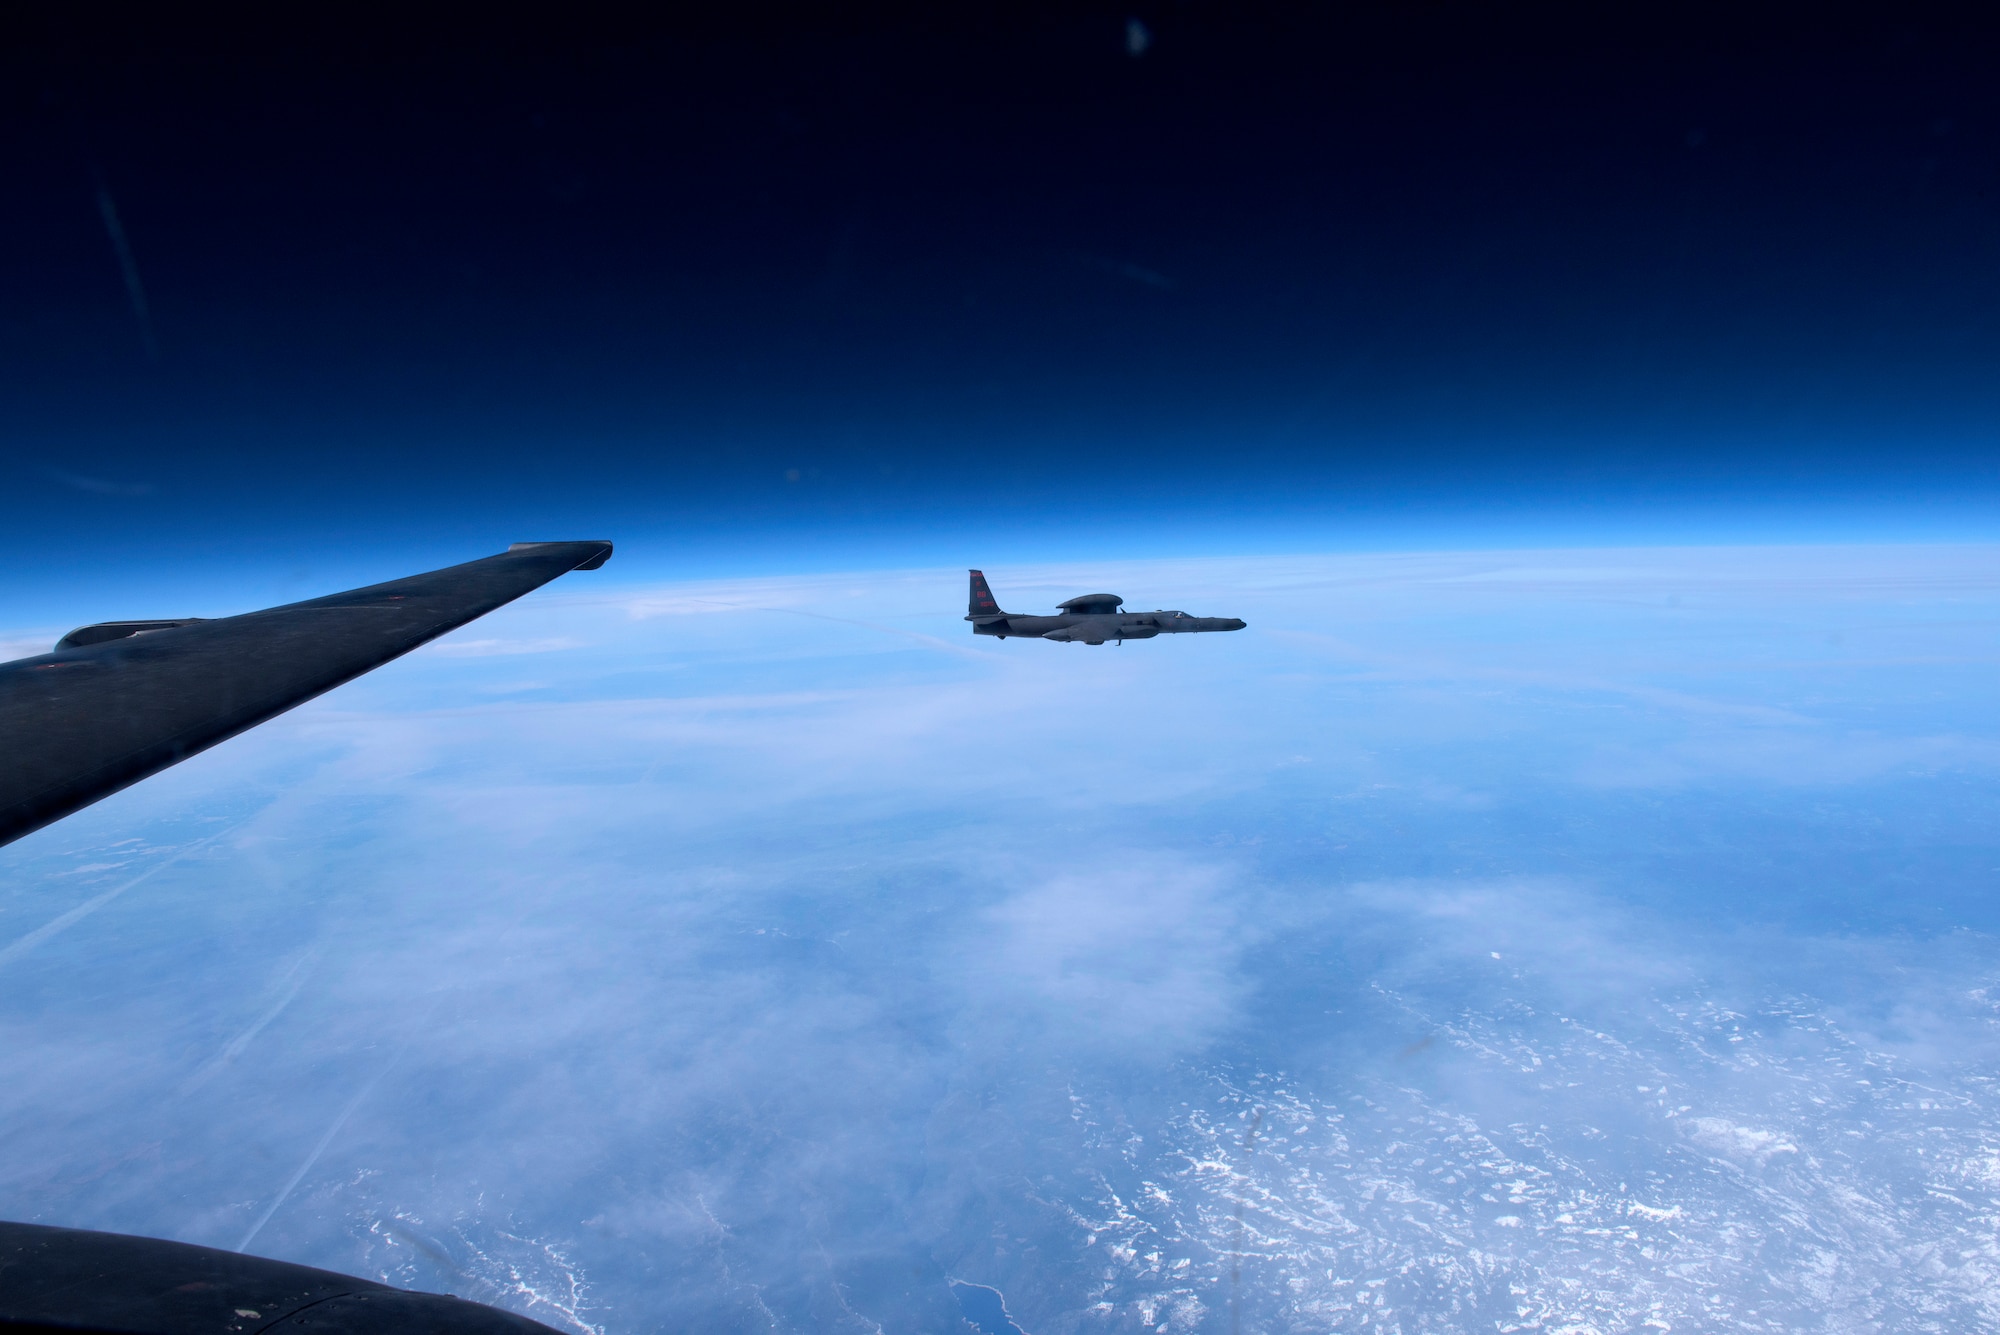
422, 637, 585, 657
971, 863, 1246, 1053
41, 466, 154, 497
0, 634, 56, 663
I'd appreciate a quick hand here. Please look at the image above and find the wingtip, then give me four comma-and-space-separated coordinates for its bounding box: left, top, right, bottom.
508, 540, 614, 571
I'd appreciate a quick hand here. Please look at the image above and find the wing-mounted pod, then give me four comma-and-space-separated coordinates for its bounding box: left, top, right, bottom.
54, 619, 210, 651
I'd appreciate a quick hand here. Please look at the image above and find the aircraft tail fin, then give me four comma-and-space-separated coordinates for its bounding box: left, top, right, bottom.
967, 569, 1007, 620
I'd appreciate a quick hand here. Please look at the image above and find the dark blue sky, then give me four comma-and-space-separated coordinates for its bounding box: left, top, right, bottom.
5, 5, 2000, 607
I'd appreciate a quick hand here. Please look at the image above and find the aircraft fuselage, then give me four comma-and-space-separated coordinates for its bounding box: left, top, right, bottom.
964, 570, 1245, 645
972, 611, 1244, 643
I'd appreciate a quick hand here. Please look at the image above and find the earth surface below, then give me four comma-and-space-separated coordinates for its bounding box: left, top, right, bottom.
5, 545, 2000, 1334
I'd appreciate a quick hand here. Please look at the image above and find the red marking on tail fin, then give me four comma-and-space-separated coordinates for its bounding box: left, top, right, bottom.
969, 569, 1003, 615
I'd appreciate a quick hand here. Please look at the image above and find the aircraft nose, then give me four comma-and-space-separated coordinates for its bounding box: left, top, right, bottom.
1225, 618, 1247, 631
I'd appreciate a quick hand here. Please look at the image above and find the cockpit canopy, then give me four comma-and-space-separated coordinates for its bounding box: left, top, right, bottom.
1056, 594, 1123, 615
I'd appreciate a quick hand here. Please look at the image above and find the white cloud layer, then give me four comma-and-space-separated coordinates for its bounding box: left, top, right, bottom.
973, 865, 1245, 1053
4, 544, 2000, 1331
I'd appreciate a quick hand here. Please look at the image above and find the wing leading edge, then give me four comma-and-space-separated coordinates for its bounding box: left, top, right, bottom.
0, 540, 612, 848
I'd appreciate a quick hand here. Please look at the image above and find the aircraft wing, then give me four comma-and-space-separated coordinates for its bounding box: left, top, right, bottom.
0, 1221, 563, 1334
0, 540, 612, 848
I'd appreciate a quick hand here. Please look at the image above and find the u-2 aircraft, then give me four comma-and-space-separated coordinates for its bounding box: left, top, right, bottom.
965, 569, 1246, 643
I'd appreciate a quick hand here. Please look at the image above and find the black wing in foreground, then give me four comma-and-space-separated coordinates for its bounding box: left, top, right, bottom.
0, 543, 609, 1333
0, 1221, 562, 1335
0, 540, 611, 849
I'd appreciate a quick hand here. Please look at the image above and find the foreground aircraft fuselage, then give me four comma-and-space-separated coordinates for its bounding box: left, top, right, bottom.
964, 570, 1245, 644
